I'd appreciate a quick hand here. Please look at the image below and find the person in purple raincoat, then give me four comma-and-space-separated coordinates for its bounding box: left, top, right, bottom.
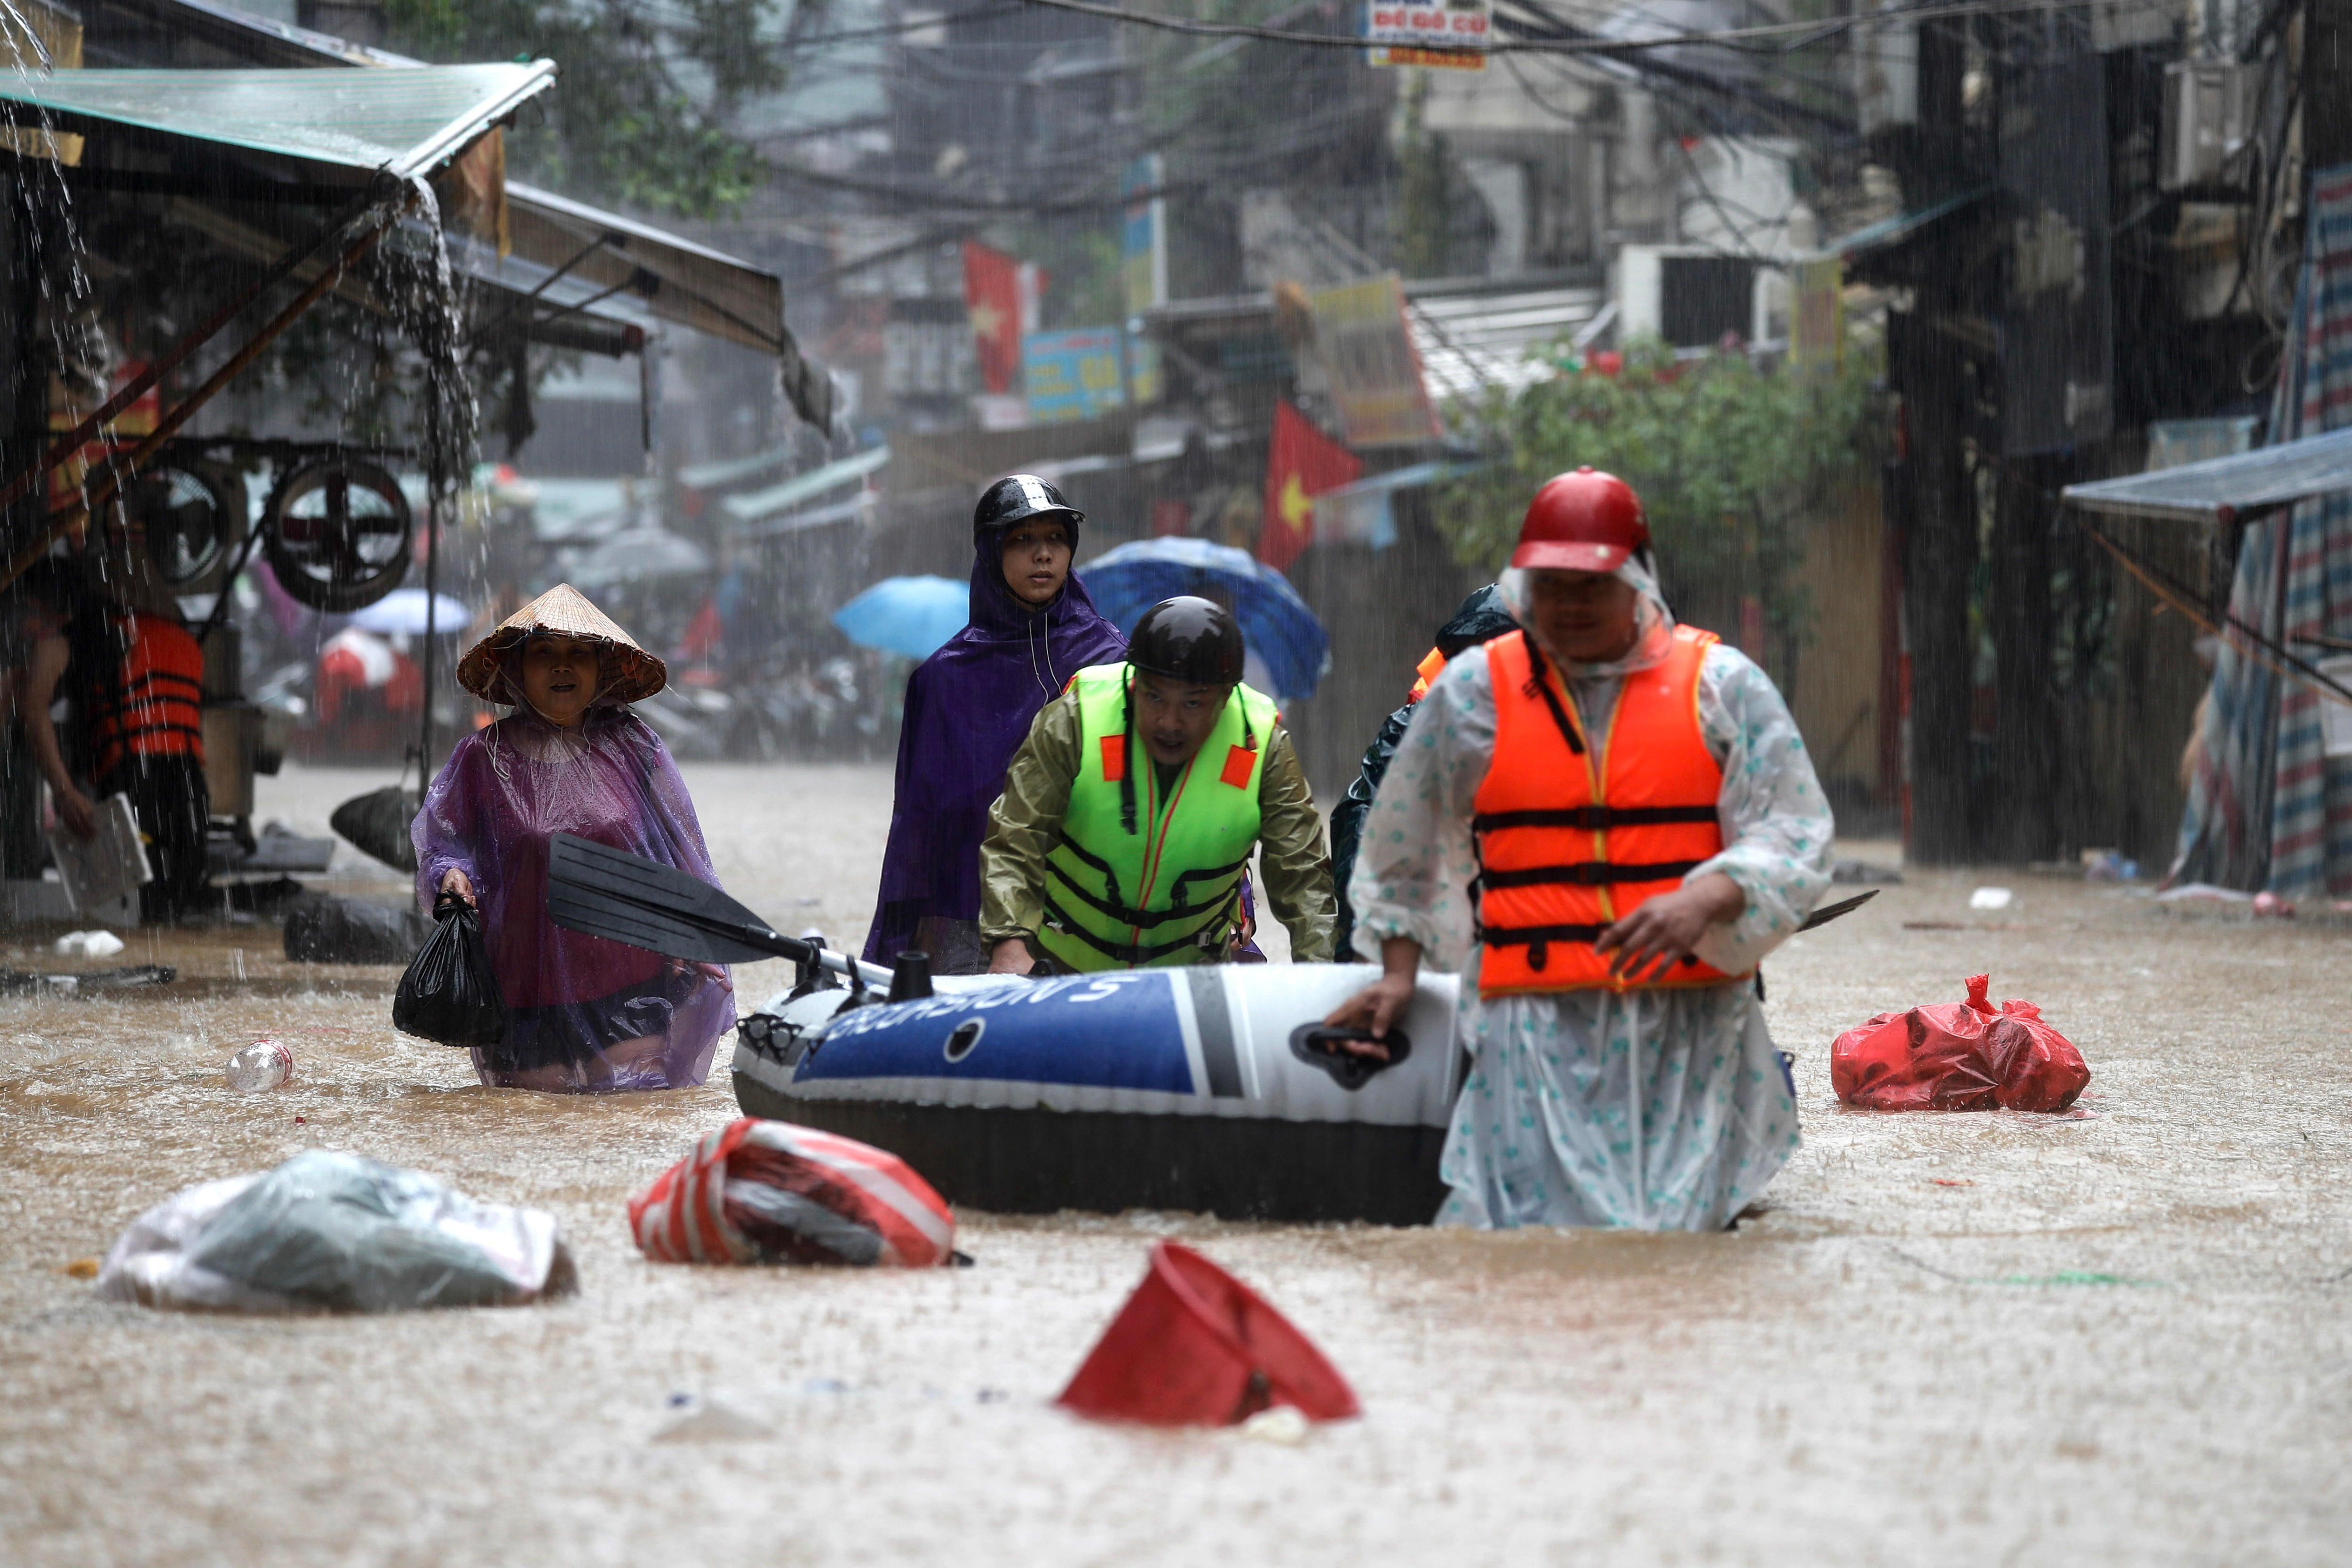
414, 584, 734, 1092
862, 476, 1128, 973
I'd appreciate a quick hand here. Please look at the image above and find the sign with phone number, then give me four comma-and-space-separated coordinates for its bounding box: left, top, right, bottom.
1362, 0, 1490, 50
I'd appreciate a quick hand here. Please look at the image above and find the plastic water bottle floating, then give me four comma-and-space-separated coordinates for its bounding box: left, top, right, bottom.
226, 1039, 294, 1093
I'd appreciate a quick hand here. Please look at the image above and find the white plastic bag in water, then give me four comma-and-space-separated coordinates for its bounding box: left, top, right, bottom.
97, 1150, 575, 1313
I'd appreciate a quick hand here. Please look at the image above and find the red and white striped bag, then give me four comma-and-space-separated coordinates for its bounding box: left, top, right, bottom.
629, 1118, 955, 1268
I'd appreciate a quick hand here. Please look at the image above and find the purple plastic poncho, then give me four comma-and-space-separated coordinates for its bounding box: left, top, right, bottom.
413, 708, 735, 1092
862, 531, 1127, 965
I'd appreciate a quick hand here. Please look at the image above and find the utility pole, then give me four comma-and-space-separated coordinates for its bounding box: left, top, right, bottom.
2312, 0, 2352, 172
1894, 16, 1986, 865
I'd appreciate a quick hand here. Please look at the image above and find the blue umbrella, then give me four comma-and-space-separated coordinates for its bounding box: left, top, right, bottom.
1079, 537, 1331, 699
832, 575, 968, 661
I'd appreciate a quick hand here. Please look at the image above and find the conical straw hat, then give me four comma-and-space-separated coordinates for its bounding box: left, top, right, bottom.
456, 583, 667, 704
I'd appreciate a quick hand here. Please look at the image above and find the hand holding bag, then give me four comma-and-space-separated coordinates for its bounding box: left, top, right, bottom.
393, 889, 509, 1048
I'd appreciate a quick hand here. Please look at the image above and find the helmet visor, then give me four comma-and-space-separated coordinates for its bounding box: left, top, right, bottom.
1509, 538, 1637, 573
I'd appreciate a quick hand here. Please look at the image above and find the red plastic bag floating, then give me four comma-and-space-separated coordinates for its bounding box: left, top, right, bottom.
1058, 1241, 1359, 1426
1831, 973, 2090, 1113
629, 1118, 954, 1267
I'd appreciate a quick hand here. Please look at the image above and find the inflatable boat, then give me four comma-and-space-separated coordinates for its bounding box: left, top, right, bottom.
536, 831, 1460, 1223
732, 964, 1463, 1225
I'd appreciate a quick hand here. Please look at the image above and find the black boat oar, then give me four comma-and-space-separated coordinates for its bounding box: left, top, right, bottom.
545, 833, 894, 987
1798, 889, 1879, 932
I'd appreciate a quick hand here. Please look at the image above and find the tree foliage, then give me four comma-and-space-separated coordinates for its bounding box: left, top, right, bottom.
1436, 339, 1876, 667
382, 0, 812, 217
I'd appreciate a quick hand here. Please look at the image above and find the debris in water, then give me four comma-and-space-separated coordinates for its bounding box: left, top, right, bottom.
651, 1401, 776, 1444
1237, 1406, 1312, 1446
1057, 1242, 1359, 1427
54, 930, 125, 958
60, 1258, 98, 1279
1969, 887, 2015, 911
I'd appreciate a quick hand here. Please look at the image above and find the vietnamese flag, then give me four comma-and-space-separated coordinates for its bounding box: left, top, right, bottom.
1259, 400, 1360, 572
962, 240, 1043, 395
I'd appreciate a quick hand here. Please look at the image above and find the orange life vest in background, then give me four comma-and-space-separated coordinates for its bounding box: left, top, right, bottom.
1471, 625, 1739, 996
90, 611, 205, 777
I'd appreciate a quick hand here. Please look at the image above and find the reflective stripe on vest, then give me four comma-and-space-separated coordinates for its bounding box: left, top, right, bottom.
1037, 664, 1274, 971
90, 612, 206, 777
1470, 625, 1738, 996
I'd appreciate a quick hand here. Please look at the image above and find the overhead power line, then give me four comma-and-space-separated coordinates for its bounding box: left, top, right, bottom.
1011, 0, 2172, 56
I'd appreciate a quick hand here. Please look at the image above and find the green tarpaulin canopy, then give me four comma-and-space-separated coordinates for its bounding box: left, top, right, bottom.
0, 63, 554, 180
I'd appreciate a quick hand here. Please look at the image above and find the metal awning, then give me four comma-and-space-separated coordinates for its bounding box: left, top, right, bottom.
718, 446, 890, 529
1826, 186, 1995, 262
0, 63, 553, 181
503, 183, 776, 359
2061, 428, 2352, 525
167, 197, 644, 358
66, 0, 836, 430
1312, 460, 1481, 548
503, 183, 835, 432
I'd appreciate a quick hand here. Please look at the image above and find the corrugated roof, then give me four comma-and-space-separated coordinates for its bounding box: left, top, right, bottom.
1408, 284, 1606, 404
0, 63, 553, 180
2061, 428, 2352, 524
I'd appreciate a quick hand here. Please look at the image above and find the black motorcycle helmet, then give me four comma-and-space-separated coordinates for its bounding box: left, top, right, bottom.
1128, 596, 1246, 687
974, 473, 1083, 546
1113, 596, 1248, 835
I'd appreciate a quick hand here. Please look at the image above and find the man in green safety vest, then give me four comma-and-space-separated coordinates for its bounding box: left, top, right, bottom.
979, 596, 1336, 972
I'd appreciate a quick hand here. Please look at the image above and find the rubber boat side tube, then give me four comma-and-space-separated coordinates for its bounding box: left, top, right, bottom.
732, 964, 1463, 1225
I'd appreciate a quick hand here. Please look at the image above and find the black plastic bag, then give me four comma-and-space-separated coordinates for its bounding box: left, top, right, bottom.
393, 891, 508, 1048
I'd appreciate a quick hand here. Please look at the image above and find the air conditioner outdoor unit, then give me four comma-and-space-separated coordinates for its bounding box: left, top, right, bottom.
1616, 246, 1765, 350
2161, 61, 2253, 191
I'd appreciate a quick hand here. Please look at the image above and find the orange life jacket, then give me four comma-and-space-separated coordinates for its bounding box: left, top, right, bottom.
90, 612, 205, 777
1470, 625, 1740, 996
1406, 645, 1446, 701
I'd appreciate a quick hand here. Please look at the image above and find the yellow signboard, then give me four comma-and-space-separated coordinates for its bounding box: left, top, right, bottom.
1790, 256, 1844, 382
1309, 274, 1442, 447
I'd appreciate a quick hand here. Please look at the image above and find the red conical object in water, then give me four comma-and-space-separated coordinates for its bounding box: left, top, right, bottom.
1056, 1241, 1359, 1425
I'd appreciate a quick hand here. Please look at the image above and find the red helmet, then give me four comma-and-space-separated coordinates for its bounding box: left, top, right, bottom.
1511, 467, 1648, 572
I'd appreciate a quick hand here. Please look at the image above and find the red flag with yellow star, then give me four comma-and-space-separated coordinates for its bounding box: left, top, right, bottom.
1260, 400, 1360, 572
962, 241, 1042, 395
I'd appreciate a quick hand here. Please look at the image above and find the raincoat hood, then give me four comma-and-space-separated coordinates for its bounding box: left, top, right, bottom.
961, 525, 1108, 678
1498, 558, 1678, 680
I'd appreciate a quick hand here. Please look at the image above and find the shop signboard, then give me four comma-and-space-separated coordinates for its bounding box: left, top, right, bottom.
1790, 256, 1843, 382
1023, 327, 1127, 424
1364, 0, 1489, 67
1307, 274, 1441, 446
1122, 154, 1167, 316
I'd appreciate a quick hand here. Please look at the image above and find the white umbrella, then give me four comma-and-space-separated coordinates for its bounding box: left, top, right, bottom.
348, 589, 474, 636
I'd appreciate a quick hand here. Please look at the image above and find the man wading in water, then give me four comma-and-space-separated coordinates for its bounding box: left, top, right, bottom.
977, 595, 1335, 972
1325, 469, 1832, 1230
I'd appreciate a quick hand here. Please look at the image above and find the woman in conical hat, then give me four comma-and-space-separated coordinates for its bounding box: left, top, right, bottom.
413, 584, 734, 1092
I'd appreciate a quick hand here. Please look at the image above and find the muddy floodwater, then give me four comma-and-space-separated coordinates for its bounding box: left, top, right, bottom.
3, 762, 2348, 1564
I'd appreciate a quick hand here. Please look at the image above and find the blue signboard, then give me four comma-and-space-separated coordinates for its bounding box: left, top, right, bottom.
1023, 326, 1127, 424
